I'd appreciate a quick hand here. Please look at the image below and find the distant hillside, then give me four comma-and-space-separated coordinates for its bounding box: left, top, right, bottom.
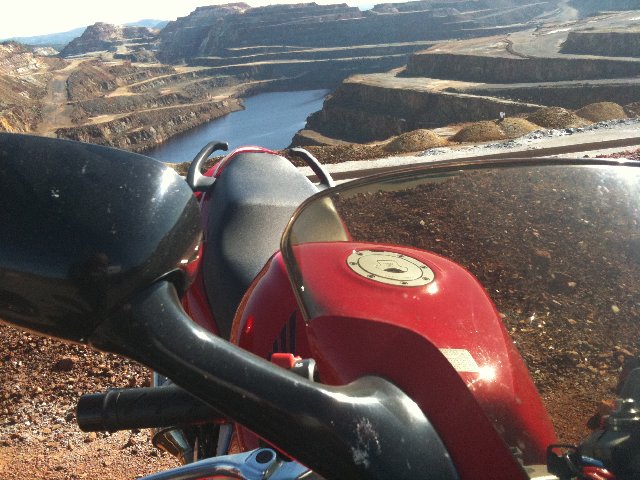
5, 27, 86, 49
124, 19, 169, 30
3, 19, 166, 49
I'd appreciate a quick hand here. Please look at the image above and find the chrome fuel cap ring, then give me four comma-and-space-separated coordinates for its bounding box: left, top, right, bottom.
346, 250, 435, 286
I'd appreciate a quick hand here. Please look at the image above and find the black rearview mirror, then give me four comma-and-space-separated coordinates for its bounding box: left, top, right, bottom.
0, 133, 201, 343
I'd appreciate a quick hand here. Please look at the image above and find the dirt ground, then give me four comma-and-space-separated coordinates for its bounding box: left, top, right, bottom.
0, 326, 179, 479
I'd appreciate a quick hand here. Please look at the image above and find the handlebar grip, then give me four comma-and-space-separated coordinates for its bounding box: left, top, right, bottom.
76, 385, 222, 432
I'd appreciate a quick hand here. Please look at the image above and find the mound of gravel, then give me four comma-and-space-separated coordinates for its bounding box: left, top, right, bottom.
498, 118, 540, 139
527, 107, 591, 129
384, 129, 447, 153
624, 102, 640, 118
452, 121, 507, 143
576, 102, 627, 122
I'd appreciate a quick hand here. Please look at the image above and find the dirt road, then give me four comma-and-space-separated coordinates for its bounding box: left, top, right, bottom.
35, 60, 82, 136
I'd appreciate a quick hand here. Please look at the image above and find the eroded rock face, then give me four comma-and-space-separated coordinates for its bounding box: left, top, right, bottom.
0, 42, 63, 132
405, 53, 640, 83
0, 42, 53, 79
305, 80, 540, 142
60, 23, 159, 58
561, 31, 640, 58
157, 4, 251, 63
156, 1, 551, 63
56, 100, 242, 156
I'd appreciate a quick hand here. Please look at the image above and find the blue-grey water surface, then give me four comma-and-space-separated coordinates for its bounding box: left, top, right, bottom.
145, 89, 328, 163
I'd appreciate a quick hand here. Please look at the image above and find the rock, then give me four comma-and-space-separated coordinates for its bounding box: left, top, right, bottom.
549, 272, 575, 293
52, 357, 76, 372
532, 249, 552, 269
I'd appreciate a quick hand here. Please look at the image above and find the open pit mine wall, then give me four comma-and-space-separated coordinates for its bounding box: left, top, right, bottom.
406, 53, 640, 83
55, 100, 241, 155
189, 43, 431, 67
561, 32, 640, 58
305, 82, 540, 143
463, 83, 640, 110
157, 2, 551, 63
197, 55, 415, 89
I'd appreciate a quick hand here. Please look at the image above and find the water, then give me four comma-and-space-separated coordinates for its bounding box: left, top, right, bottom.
145, 89, 329, 163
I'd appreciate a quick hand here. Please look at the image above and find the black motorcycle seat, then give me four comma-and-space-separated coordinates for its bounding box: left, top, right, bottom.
202, 151, 318, 338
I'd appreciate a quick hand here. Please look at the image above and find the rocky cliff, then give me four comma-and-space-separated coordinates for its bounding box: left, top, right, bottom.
561, 31, 640, 58
0, 42, 64, 132
157, 1, 552, 63
60, 22, 159, 58
56, 100, 241, 155
405, 52, 640, 83
304, 76, 541, 142
65, 61, 174, 101
157, 4, 250, 63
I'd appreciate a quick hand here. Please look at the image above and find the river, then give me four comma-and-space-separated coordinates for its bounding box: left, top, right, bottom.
145, 89, 329, 163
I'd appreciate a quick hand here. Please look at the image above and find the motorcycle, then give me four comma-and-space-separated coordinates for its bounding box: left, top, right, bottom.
0, 132, 639, 480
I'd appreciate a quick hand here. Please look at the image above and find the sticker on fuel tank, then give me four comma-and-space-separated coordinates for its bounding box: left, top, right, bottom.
346, 250, 435, 286
439, 349, 480, 373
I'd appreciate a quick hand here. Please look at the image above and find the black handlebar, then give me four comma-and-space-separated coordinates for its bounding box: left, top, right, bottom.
90, 281, 460, 480
77, 384, 222, 432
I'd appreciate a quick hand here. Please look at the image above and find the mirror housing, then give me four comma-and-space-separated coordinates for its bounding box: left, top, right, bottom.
0, 133, 201, 343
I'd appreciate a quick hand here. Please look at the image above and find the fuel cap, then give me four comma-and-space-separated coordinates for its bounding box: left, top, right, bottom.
346, 250, 435, 286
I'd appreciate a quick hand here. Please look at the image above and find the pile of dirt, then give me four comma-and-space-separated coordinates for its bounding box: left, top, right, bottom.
451, 118, 538, 143
383, 129, 447, 153
498, 118, 539, 139
452, 121, 507, 142
527, 107, 591, 129
624, 102, 640, 118
576, 102, 627, 122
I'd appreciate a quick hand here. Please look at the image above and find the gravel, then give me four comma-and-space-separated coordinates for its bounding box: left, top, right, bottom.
0, 324, 179, 479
